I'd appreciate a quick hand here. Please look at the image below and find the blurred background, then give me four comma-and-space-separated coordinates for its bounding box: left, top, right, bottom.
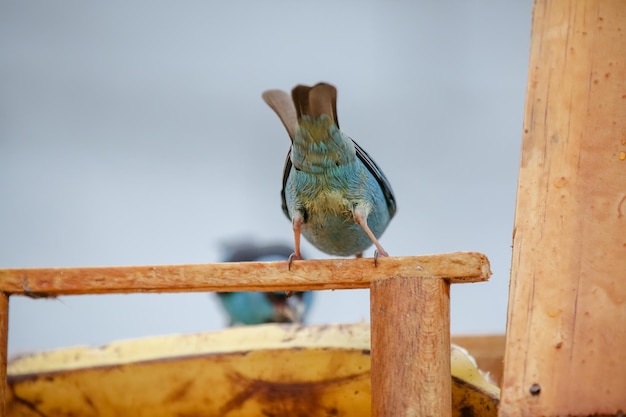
1, 1, 532, 355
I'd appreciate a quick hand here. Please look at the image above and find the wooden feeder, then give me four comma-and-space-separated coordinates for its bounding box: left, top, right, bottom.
0, 253, 491, 417
1, 0, 625, 415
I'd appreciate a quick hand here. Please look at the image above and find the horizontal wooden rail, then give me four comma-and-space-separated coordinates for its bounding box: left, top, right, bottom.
0, 252, 490, 296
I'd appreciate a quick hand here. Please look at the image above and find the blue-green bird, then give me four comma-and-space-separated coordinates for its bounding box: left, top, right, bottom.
216, 242, 314, 325
262, 82, 396, 260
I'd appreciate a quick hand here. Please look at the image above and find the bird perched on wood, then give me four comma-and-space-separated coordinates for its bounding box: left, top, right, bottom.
216, 242, 314, 325
262, 82, 396, 261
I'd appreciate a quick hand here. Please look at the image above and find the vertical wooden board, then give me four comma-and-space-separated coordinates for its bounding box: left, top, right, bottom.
0, 293, 7, 417
371, 277, 451, 417
501, 1, 626, 416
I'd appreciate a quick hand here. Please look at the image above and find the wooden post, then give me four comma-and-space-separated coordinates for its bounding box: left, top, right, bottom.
500, 1, 626, 416
0, 292, 8, 417
371, 277, 451, 417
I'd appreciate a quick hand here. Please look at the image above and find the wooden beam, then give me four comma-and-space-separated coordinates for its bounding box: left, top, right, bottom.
371, 277, 451, 417
500, 1, 626, 416
0, 252, 490, 296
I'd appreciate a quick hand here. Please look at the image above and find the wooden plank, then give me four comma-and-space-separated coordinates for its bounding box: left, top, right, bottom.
0, 252, 490, 296
500, 1, 626, 415
371, 276, 451, 417
0, 292, 7, 417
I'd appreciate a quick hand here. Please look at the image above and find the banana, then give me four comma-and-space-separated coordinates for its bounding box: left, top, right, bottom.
7, 323, 499, 416
451, 344, 500, 416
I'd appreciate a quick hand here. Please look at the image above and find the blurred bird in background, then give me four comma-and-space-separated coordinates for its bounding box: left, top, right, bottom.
216, 242, 314, 325
262, 83, 396, 262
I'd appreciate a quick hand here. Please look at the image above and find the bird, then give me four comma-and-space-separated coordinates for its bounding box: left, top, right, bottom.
215, 242, 314, 325
262, 82, 396, 261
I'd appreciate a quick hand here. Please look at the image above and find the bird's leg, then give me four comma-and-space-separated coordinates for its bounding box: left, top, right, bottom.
288, 212, 305, 270
353, 207, 389, 264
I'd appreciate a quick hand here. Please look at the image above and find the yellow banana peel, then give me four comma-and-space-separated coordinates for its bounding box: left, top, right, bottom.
7, 323, 499, 416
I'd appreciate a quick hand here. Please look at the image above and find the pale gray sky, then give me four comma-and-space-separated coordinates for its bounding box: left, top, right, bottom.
1, 1, 532, 355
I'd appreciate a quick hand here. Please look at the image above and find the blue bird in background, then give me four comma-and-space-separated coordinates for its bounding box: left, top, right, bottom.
216, 242, 314, 325
262, 82, 397, 261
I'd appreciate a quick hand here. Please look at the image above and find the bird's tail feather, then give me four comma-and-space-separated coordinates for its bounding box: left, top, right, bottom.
262, 89, 298, 141
292, 83, 339, 127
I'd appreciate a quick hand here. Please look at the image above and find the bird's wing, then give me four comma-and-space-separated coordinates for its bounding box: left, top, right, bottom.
353, 140, 397, 219
280, 150, 292, 219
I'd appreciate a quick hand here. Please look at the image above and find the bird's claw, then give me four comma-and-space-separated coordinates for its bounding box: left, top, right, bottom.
373, 249, 389, 267
286, 252, 303, 296
287, 252, 302, 271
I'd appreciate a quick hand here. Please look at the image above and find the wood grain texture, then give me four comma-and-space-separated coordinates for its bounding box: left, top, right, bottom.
0, 252, 490, 296
500, 1, 626, 415
0, 292, 7, 417
371, 277, 451, 417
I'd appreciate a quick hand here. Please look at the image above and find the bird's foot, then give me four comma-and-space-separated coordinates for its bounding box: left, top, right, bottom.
373, 249, 389, 267
286, 252, 303, 296
287, 252, 302, 270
